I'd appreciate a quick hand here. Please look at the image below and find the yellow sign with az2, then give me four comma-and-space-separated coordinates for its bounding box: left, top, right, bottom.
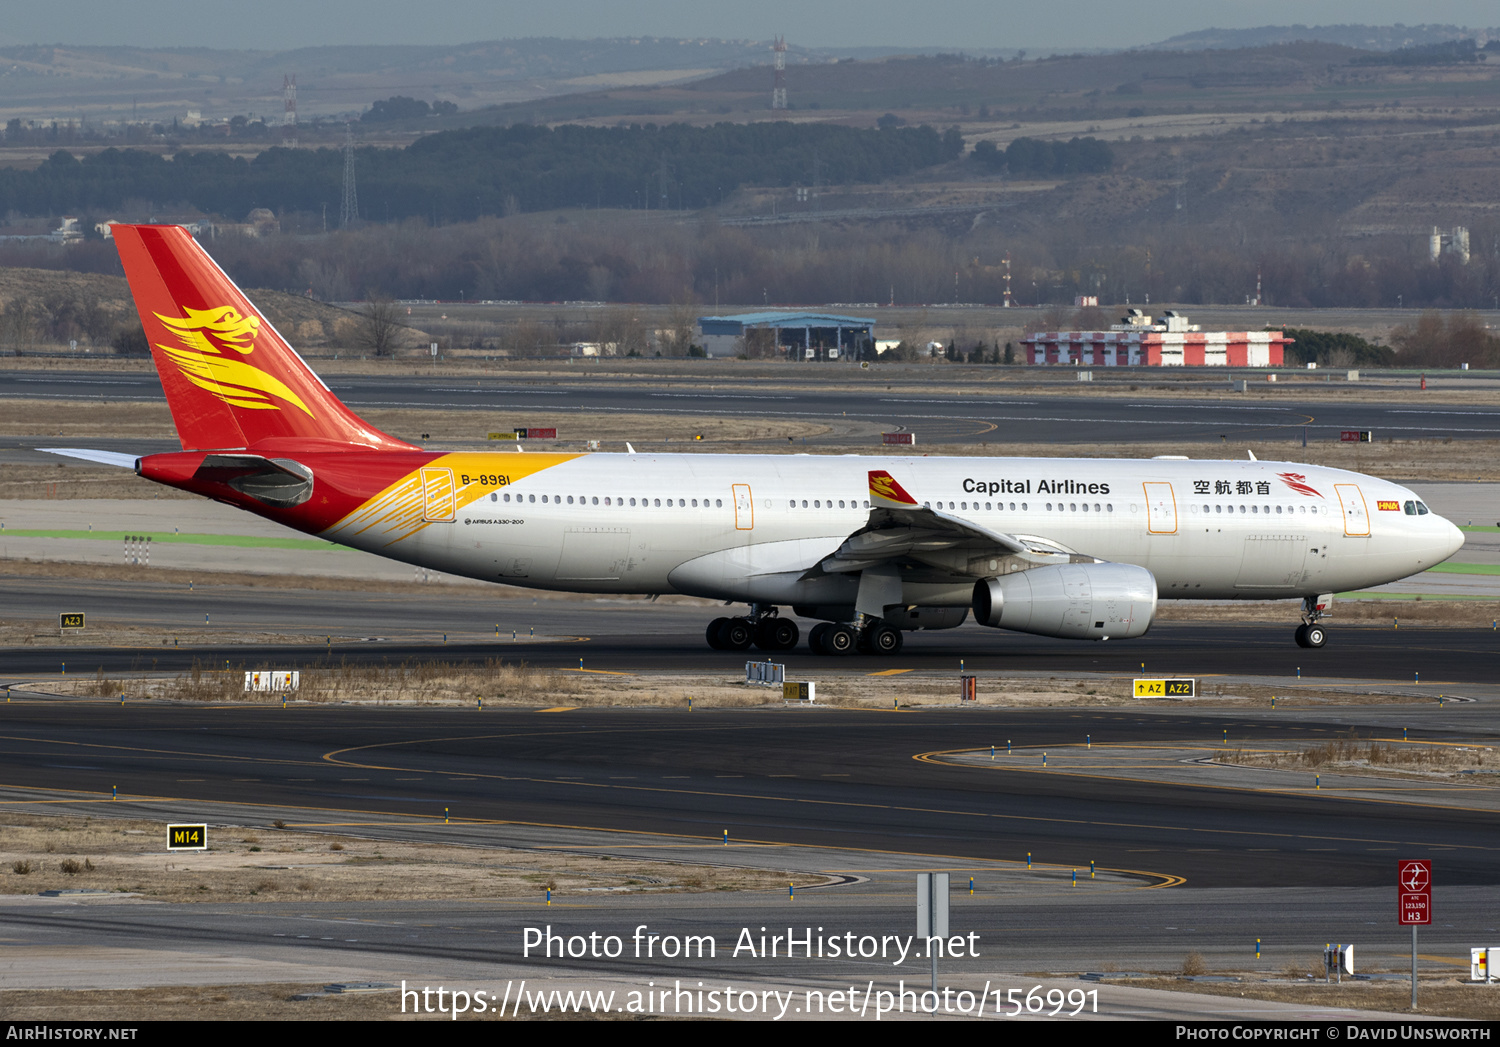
1133, 678, 1196, 698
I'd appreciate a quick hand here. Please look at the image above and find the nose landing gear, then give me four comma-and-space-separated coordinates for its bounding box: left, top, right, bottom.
1294, 593, 1332, 648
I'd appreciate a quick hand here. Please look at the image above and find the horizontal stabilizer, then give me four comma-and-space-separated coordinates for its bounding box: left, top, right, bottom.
37, 448, 140, 469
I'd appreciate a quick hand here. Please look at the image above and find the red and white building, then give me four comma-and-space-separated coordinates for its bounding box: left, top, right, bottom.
1023, 310, 1290, 367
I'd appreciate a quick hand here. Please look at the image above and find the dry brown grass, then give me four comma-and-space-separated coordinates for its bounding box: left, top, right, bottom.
0, 397, 827, 449
1102, 976, 1500, 1020
54, 657, 591, 706
1159, 600, 1500, 627
0, 813, 797, 904
32, 662, 1434, 712
1216, 735, 1497, 779
920, 437, 1500, 482
0, 463, 196, 500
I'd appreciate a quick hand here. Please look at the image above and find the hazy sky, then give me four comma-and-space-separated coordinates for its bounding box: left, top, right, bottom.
3, 1, 1497, 51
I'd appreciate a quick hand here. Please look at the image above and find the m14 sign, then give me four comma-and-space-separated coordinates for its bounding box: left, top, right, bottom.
1398, 859, 1431, 925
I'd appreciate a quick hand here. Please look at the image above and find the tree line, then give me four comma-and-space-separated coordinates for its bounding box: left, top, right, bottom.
0, 121, 961, 222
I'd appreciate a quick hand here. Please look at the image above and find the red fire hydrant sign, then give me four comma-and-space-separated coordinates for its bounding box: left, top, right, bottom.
1398, 859, 1431, 925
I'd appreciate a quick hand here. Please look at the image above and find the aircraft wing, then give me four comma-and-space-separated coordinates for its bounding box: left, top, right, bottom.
817, 470, 1086, 575
811, 470, 1100, 619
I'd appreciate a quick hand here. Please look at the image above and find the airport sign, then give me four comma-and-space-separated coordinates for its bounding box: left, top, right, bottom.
1133, 678, 1196, 698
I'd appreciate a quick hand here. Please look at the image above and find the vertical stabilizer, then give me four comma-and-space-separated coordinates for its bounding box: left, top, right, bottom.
113, 224, 414, 452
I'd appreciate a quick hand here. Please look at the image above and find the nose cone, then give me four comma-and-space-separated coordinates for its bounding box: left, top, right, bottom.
1435, 516, 1465, 563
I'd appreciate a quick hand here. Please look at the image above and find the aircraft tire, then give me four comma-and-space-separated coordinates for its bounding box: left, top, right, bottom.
707, 618, 732, 650
824, 624, 858, 656
1305, 624, 1326, 648
869, 624, 904, 655
808, 622, 831, 655
756, 617, 799, 651
721, 617, 755, 650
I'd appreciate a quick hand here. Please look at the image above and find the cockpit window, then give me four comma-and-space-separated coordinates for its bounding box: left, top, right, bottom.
1404, 500, 1417, 515
1416, 501, 1430, 515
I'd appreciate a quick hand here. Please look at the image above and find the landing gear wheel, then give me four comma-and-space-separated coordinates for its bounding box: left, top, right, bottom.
755, 617, 799, 651
707, 617, 731, 650
823, 623, 857, 656
1294, 623, 1327, 648
808, 622, 832, 655
868, 624, 904, 655
719, 617, 754, 650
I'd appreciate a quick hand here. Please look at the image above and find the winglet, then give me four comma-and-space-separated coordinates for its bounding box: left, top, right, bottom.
869, 469, 918, 508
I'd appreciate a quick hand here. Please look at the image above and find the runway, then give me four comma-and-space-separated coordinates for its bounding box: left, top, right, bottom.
3, 567, 1495, 680
4, 700, 1500, 891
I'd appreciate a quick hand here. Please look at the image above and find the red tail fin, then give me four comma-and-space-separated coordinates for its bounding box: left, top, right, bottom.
113, 224, 414, 453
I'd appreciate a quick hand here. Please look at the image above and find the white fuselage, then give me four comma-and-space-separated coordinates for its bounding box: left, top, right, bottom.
326, 453, 1464, 614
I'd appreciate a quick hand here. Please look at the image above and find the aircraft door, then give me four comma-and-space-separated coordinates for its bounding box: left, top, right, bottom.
1334, 484, 1370, 537
732, 484, 754, 530
1143, 482, 1177, 534
420, 467, 457, 523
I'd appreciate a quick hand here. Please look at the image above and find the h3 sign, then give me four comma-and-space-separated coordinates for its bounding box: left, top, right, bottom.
1398, 859, 1431, 925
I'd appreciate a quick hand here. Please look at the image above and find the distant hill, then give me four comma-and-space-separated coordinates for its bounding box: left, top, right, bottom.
0, 38, 823, 125
1146, 24, 1498, 52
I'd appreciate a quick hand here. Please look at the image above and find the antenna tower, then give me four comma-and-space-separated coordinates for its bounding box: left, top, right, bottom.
340, 124, 359, 229
282, 75, 297, 147
771, 36, 787, 110
1002, 253, 1013, 308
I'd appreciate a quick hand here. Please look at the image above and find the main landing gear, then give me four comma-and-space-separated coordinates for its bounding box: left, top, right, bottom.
705, 608, 799, 652
1294, 593, 1331, 648
807, 620, 903, 657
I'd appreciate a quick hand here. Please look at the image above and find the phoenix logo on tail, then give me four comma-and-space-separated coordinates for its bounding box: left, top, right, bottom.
155, 305, 315, 417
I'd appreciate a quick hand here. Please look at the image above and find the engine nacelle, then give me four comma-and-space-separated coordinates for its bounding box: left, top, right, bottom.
972, 562, 1157, 640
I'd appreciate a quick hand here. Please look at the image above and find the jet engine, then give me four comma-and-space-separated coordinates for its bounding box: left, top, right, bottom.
972, 562, 1156, 640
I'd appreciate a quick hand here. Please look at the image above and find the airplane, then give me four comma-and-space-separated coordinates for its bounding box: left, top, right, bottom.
42, 225, 1465, 655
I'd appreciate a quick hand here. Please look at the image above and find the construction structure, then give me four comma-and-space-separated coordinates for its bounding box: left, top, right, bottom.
282, 75, 297, 147
1023, 310, 1290, 367
1429, 226, 1470, 264
698, 311, 875, 360
340, 124, 358, 228
771, 36, 787, 110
